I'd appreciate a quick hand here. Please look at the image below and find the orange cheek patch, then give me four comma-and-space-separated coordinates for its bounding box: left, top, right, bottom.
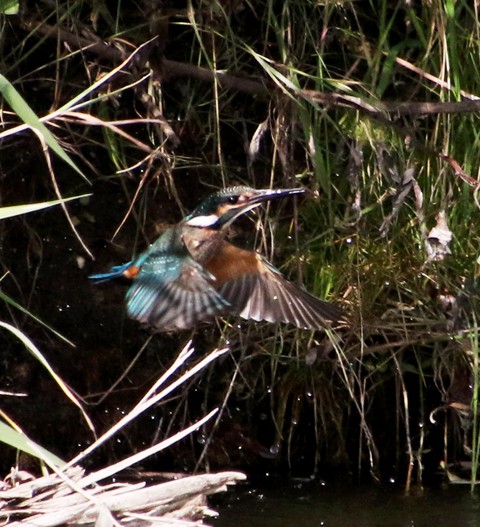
216, 204, 229, 217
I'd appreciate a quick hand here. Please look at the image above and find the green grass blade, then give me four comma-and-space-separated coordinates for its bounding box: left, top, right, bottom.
0, 74, 89, 182
0, 421, 65, 467
0, 291, 75, 347
0, 322, 94, 433
0, 194, 91, 220
0, 0, 19, 14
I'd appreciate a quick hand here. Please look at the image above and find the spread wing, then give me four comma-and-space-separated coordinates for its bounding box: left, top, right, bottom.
207, 242, 344, 330
126, 252, 231, 331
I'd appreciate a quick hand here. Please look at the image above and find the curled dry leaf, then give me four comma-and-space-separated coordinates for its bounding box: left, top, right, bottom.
425, 210, 452, 262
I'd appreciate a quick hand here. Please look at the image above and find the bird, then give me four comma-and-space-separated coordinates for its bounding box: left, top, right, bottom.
90, 186, 344, 332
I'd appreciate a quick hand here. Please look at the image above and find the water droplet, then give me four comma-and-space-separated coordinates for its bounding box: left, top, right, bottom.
269, 444, 280, 455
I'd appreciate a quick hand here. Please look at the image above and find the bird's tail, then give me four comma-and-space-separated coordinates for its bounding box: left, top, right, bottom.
89, 262, 133, 283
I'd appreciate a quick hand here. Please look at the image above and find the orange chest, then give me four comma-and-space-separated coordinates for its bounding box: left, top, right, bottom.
204, 243, 261, 285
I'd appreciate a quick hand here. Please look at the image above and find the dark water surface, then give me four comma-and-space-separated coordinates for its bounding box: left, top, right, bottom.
213, 479, 480, 527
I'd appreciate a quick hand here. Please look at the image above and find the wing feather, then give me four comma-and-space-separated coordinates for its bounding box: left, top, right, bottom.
126, 253, 231, 331
215, 252, 344, 330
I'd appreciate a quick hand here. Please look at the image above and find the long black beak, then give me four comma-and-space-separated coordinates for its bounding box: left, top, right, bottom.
246, 187, 306, 206
223, 187, 306, 226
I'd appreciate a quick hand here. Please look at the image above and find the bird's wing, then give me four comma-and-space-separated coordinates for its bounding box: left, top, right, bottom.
208, 242, 344, 330
126, 252, 231, 331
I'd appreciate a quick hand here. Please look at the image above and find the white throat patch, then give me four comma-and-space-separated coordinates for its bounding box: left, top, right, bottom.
185, 214, 218, 227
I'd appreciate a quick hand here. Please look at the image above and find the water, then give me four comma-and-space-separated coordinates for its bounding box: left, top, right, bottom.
213, 479, 480, 527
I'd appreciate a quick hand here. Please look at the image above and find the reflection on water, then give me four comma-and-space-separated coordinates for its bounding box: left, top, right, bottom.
213, 479, 480, 527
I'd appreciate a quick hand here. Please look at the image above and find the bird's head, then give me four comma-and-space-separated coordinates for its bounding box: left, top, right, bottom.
184, 186, 306, 229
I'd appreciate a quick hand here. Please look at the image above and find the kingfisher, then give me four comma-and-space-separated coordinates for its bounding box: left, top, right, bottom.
90, 186, 344, 331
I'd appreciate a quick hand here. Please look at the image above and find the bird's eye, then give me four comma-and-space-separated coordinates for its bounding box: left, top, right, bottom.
228, 196, 239, 204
